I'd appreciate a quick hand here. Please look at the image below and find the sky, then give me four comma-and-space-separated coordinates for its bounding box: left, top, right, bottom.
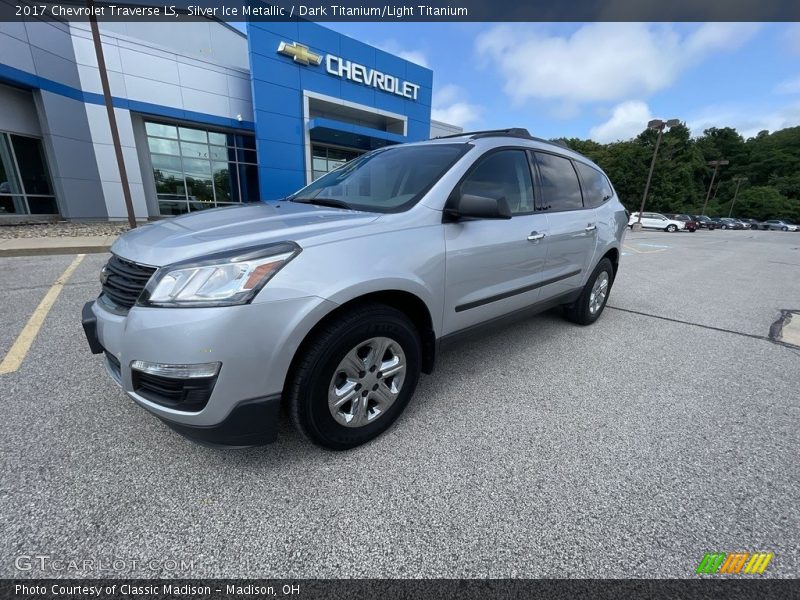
314, 22, 800, 143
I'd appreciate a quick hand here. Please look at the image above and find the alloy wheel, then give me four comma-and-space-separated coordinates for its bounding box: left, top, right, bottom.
328, 337, 406, 428
589, 271, 610, 315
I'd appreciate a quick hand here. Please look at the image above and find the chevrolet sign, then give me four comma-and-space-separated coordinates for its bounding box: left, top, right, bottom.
277, 41, 421, 101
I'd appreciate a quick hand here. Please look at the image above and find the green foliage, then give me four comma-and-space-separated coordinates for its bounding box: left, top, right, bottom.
560, 125, 800, 222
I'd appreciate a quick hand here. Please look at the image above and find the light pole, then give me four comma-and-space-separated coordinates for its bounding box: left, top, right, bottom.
633, 118, 680, 231
728, 177, 747, 218
700, 159, 729, 216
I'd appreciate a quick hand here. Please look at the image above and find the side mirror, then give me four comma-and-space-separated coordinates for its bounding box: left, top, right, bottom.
447, 193, 512, 220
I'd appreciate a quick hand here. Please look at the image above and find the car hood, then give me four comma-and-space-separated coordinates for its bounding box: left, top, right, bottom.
111, 202, 380, 266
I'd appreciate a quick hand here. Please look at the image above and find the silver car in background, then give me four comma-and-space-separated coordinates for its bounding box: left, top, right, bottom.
82, 128, 627, 450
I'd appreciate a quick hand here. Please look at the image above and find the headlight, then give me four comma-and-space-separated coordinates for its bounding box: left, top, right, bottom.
140, 242, 300, 307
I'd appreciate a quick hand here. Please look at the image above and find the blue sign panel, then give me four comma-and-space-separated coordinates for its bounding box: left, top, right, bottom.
247, 21, 433, 200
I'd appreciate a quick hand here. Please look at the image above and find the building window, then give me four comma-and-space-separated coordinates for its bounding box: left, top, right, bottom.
144, 121, 259, 216
311, 144, 364, 181
0, 132, 58, 215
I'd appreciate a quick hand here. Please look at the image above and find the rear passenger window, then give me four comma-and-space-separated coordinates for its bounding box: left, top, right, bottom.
460, 150, 535, 215
575, 162, 613, 208
534, 152, 584, 211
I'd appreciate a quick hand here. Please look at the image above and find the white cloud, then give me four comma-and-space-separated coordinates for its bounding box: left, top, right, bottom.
688, 103, 800, 139
373, 39, 429, 67
476, 23, 761, 106
432, 84, 481, 127
589, 101, 654, 142
775, 75, 800, 95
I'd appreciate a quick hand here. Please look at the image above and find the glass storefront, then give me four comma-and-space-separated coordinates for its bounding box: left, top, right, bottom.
311, 144, 364, 181
144, 121, 259, 216
0, 132, 58, 215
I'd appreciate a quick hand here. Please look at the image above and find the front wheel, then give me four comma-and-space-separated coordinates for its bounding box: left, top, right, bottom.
721, 225, 728, 230
666, 224, 677, 232
286, 303, 421, 450
782, 226, 788, 231
563, 258, 614, 326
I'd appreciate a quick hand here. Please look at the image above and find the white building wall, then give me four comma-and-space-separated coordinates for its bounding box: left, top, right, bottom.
64, 22, 254, 220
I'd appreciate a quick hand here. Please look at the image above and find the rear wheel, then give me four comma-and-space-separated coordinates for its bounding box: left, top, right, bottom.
563, 258, 614, 326
286, 303, 421, 450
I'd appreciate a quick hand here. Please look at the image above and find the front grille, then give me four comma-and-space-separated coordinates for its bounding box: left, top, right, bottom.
132, 371, 217, 413
101, 255, 156, 311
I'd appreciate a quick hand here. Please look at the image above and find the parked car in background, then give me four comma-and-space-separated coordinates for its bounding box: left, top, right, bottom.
710, 217, 743, 230
721, 218, 745, 230
629, 212, 685, 232
762, 219, 799, 231
666, 214, 698, 231
738, 218, 760, 230
692, 215, 717, 230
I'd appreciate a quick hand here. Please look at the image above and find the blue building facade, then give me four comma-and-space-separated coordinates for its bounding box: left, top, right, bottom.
0, 19, 452, 221
248, 21, 433, 199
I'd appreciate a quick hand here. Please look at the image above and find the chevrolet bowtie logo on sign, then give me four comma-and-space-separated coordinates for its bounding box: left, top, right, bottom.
696, 552, 774, 574
275, 41, 421, 101
277, 41, 323, 66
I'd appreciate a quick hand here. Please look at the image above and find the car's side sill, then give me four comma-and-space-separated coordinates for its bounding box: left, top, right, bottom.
455, 270, 581, 313
439, 289, 582, 352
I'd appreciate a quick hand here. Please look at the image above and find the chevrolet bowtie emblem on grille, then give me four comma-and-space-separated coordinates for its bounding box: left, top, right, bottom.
277, 41, 322, 66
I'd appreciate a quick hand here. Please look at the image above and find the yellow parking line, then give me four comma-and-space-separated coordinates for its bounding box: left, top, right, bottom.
0, 253, 86, 375
623, 244, 642, 254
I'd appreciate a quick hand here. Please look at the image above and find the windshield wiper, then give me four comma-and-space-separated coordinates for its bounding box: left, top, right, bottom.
291, 197, 353, 210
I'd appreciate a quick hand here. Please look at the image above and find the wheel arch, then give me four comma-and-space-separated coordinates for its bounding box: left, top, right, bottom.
284, 290, 438, 401
600, 246, 620, 277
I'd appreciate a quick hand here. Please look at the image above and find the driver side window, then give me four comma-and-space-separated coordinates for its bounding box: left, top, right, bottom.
460, 150, 535, 216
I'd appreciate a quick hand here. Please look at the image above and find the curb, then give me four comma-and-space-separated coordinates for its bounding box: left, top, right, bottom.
0, 245, 112, 257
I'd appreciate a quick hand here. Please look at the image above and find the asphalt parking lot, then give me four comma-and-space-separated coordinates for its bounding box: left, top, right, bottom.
1, 229, 798, 578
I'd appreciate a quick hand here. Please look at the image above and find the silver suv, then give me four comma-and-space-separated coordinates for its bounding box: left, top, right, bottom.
82, 129, 627, 449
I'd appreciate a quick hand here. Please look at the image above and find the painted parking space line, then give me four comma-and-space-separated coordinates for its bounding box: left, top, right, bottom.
623, 243, 670, 254
0, 254, 86, 375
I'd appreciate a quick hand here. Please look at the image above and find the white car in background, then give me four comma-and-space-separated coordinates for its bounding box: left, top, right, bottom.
628, 212, 685, 232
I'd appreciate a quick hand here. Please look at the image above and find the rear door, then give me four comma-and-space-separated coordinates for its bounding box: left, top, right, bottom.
531, 151, 598, 301
443, 149, 549, 335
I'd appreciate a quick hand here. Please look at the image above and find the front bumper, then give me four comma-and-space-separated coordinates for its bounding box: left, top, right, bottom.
82, 294, 336, 446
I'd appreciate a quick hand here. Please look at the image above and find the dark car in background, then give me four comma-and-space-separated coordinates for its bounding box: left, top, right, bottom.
711, 217, 744, 230
666, 214, 698, 231
692, 215, 717, 230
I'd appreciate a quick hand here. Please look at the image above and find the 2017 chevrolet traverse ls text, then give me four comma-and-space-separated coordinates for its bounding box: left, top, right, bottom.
82, 129, 627, 450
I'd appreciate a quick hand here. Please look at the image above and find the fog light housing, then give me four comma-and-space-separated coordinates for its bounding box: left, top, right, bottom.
130, 360, 220, 379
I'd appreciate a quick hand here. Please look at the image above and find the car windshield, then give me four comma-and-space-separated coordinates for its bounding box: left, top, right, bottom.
289, 143, 467, 213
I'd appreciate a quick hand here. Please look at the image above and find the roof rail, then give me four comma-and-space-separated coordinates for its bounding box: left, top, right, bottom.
434, 128, 532, 140
434, 128, 573, 151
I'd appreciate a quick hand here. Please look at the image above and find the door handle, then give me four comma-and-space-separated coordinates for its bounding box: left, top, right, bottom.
527, 232, 545, 241
585, 224, 597, 232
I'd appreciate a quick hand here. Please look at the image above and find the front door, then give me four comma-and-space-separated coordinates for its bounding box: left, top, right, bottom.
443, 149, 549, 335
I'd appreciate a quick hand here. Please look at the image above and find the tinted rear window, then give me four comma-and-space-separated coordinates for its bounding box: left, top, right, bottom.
575, 161, 613, 208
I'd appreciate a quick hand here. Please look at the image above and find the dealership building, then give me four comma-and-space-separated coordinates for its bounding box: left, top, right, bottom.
0, 17, 460, 220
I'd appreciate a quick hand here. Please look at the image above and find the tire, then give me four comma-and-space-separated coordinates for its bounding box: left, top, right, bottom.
782, 226, 788, 232
563, 258, 614, 326
666, 224, 677, 232
721, 225, 727, 230
286, 303, 421, 450
689, 228, 696, 232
